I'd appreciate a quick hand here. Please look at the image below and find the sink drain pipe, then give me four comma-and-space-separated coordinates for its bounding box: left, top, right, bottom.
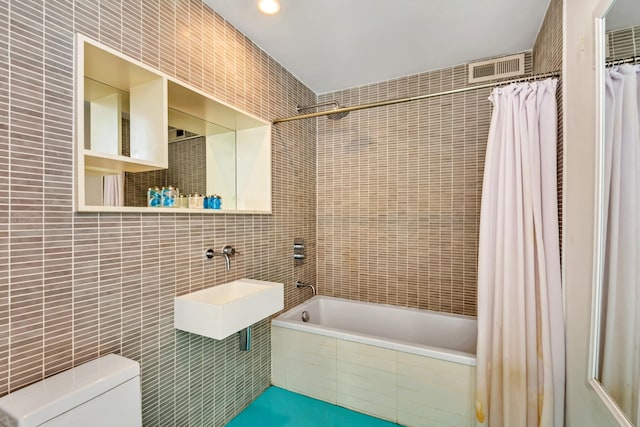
239, 327, 251, 351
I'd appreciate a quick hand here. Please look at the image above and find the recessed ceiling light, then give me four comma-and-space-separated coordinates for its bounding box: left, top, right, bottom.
258, 0, 280, 15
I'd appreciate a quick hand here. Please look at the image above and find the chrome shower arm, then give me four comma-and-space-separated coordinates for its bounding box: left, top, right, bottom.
296, 101, 339, 112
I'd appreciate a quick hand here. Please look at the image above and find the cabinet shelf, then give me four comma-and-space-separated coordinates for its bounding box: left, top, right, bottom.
77, 205, 270, 214
84, 150, 168, 175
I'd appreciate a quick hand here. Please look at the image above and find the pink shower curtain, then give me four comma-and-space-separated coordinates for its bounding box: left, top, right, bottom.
475, 79, 564, 427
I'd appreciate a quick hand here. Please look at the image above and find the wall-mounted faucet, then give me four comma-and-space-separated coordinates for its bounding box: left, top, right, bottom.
205, 245, 239, 271
295, 281, 317, 296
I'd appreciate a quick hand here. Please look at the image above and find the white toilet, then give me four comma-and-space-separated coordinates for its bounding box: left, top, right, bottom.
0, 354, 142, 427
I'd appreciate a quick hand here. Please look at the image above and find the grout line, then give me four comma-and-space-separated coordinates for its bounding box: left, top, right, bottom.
6, 0, 11, 394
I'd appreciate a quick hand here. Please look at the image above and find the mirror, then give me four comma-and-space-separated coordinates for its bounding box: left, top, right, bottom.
83, 78, 130, 155
122, 111, 239, 211
83, 105, 239, 211
590, 0, 640, 425
76, 35, 271, 214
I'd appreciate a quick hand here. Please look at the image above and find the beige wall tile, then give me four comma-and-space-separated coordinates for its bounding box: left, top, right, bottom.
317, 10, 563, 320
315, 55, 532, 316
2, 1, 316, 425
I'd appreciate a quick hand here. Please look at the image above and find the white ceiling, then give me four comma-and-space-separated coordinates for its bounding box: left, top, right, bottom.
203, 0, 552, 94
606, 0, 640, 31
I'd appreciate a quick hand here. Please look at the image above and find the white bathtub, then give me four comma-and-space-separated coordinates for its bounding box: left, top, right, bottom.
271, 296, 478, 426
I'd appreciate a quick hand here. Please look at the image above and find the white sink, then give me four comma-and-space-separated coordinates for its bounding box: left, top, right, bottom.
174, 278, 284, 340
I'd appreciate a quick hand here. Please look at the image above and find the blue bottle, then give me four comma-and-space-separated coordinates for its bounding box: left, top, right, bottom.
211, 195, 222, 210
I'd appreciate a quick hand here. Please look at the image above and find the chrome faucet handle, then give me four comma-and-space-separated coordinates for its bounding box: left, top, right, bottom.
221, 245, 239, 256
205, 246, 239, 259
205, 246, 238, 272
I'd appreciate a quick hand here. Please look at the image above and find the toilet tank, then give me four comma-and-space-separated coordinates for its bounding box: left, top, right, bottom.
0, 354, 142, 427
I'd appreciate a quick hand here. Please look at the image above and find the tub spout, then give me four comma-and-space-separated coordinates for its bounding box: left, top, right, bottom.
295, 281, 316, 296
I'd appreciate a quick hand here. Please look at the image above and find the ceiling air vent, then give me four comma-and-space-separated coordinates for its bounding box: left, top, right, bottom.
468, 53, 525, 83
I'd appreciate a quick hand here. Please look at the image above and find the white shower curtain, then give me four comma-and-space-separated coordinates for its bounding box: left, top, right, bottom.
601, 63, 640, 425
475, 79, 564, 427
103, 173, 124, 207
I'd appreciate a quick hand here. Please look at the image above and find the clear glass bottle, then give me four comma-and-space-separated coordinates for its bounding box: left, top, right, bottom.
189, 193, 203, 209
178, 195, 188, 209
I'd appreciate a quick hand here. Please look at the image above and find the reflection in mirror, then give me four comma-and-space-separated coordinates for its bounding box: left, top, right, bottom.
595, 0, 640, 424
83, 77, 130, 155
123, 110, 238, 210
84, 108, 239, 211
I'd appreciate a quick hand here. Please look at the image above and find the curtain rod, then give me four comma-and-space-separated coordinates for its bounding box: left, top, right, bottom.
606, 55, 640, 67
272, 70, 561, 124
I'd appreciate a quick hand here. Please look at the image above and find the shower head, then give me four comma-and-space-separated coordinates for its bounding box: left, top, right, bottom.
296, 101, 349, 120
326, 110, 349, 120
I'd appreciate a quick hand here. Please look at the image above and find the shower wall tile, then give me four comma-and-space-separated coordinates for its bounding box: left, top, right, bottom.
316, 52, 537, 316
316, 0, 562, 318
167, 138, 207, 196
533, 0, 564, 263
124, 135, 208, 207
1, 1, 316, 426
533, 0, 563, 74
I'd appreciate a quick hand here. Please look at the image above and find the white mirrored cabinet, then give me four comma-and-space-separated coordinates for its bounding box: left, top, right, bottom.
75, 34, 272, 214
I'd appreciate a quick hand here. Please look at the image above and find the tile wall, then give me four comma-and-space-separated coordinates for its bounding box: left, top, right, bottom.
166, 137, 207, 197
316, 54, 533, 317
315, 0, 564, 317
124, 136, 208, 207
532, 0, 564, 259
532, 0, 563, 75
0, 1, 316, 426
